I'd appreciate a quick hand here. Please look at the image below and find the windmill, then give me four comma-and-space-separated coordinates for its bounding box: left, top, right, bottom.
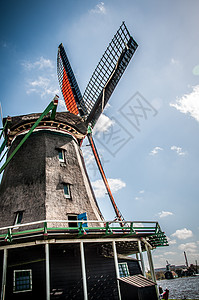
57, 22, 138, 224
0, 22, 169, 300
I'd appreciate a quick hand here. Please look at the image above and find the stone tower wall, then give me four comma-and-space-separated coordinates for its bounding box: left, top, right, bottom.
44, 131, 103, 222
0, 128, 103, 229
0, 133, 46, 228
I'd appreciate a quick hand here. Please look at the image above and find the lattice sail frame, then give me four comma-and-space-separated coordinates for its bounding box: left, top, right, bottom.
57, 22, 138, 129
83, 22, 138, 128
57, 44, 87, 116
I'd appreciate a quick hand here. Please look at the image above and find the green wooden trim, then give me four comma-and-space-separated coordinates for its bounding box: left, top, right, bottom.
0, 221, 168, 248
4, 228, 12, 243
0, 120, 7, 139
0, 137, 7, 157
0, 100, 57, 174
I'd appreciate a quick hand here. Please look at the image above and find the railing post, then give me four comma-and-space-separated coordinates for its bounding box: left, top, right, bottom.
138, 239, 146, 277
45, 243, 50, 300
145, 243, 159, 299
80, 242, 88, 300
1, 249, 8, 300
112, 241, 122, 300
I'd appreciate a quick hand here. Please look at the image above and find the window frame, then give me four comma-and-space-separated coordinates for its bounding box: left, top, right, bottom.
63, 183, 70, 199
14, 211, 23, 225
68, 215, 78, 228
118, 262, 130, 278
13, 269, 32, 293
58, 149, 65, 162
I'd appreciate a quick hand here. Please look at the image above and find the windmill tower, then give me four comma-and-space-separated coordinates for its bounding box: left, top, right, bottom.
0, 23, 168, 300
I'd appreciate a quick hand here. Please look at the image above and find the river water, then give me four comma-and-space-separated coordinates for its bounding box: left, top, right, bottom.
157, 276, 199, 299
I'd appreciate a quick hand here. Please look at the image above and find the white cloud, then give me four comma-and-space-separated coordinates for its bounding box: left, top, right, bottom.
171, 58, 180, 65
134, 222, 144, 228
82, 148, 95, 166
170, 85, 199, 122
22, 56, 60, 99
193, 65, 199, 76
134, 190, 145, 201
27, 76, 59, 98
167, 237, 176, 245
58, 99, 67, 111
92, 178, 126, 198
149, 146, 163, 155
171, 228, 193, 240
89, 2, 106, 14
93, 114, 114, 134
22, 57, 54, 70
168, 239, 177, 245
178, 242, 198, 253
171, 146, 187, 156
158, 211, 174, 218
164, 251, 177, 255
139, 190, 145, 194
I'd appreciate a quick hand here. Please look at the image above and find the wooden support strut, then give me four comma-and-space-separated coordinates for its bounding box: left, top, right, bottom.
0, 249, 7, 300
87, 132, 125, 226
112, 241, 122, 300
0, 97, 58, 174
45, 243, 50, 300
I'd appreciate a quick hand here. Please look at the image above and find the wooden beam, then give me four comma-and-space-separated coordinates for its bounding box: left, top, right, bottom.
80, 242, 88, 300
112, 241, 122, 300
45, 243, 50, 300
0, 249, 7, 300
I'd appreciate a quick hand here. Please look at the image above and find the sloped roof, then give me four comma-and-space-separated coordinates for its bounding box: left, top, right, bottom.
118, 274, 156, 288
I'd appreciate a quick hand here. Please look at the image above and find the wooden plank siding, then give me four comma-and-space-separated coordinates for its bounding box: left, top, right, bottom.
49, 243, 84, 299
0, 250, 3, 294
0, 242, 143, 300
3, 245, 46, 300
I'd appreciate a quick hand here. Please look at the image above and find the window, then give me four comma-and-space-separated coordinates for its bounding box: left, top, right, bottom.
14, 211, 23, 225
13, 270, 32, 293
58, 149, 64, 162
118, 263, 130, 277
63, 183, 70, 198
68, 215, 78, 228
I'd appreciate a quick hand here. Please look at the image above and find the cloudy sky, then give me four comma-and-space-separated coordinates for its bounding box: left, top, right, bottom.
0, 0, 199, 268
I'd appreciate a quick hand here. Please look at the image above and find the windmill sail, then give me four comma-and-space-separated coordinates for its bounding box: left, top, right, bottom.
57, 44, 87, 116
57, 23, 138, 225
83, 22, 138, 128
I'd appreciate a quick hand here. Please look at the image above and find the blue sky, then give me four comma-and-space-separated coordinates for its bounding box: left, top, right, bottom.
0, 0, 199, 268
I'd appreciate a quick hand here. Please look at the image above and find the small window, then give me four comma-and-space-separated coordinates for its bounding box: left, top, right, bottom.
13, 270, 32, 293
68, 215, 78, 228
118, 263, 130, 277
58, 149, 64, 162
63, 183, 70, 198
14, 211, 23, 225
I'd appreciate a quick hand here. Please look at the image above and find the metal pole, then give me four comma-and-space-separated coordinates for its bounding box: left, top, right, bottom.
135, 252, 139, 261
88, 133, 124, 226
112, 241, 122, 300
138, 240, 146, 277
1, 249, 7, 300
145, 244, 156, 282
145, 243, 159, 299
80, 242, 88, 300
45, 243, 50, 300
